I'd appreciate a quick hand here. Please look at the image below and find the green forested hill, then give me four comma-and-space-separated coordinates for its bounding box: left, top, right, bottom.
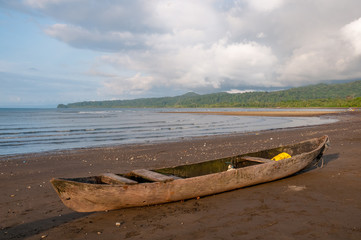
58, 80, 361, 108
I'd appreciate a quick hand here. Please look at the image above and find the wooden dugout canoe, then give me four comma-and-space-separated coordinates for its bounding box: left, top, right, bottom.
51, 135, 329, 212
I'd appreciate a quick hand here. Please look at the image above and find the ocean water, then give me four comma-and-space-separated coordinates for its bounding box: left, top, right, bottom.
0, 108, 337, 156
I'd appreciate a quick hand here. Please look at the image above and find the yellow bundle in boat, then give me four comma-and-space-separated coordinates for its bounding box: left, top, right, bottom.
271, 152, 291, 161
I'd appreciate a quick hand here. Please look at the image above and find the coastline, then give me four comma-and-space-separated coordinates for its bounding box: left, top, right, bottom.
0, 111, 360, 239
161, 110, 341, 117
0, 108, 339, 156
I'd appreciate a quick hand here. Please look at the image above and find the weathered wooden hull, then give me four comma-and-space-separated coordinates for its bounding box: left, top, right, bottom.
51, 136, 329, 212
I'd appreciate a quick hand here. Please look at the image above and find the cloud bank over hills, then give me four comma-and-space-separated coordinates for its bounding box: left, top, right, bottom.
1, 0, 361, 106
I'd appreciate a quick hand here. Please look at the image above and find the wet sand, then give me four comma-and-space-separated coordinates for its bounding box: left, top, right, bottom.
162, 110, 340, 117
0, 111, 360, 240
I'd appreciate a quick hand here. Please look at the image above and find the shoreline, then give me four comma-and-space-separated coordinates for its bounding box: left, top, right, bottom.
0, 111, 360, 239
161, 110, 342, 117
1, 110, 340, 158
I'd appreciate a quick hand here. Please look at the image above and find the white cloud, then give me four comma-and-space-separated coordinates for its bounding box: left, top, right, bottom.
96, 38, 278, 96
151, 1, 219, 32
342, 17, 361, 55
277, 17, 361, 85
227, 89, 257, 94
245, 0, 284, 12
256, 32, 266, 39
44, 24, 140, 51
99, 73, 155, 96
2, 0, 361, 102
24, 0, 67, 9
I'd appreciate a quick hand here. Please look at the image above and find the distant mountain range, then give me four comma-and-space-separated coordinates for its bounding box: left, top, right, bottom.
58, 80, 361, 108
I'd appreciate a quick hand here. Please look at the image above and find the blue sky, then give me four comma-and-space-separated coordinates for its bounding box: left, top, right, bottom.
1, 0, 361, 107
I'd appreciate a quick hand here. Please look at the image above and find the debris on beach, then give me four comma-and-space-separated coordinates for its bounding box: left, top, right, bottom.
287, 185, 306, 192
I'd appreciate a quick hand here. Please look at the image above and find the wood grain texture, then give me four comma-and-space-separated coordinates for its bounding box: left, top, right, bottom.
51, 136, 329, 212
130, 169, 175, 182
101, 173, 138, 185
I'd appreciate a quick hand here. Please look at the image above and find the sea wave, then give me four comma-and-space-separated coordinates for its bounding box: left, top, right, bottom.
0, 108, 337, 155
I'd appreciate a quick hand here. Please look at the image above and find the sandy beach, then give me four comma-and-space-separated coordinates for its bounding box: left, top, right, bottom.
0, 111, 360, 240
162, 110, 341, 117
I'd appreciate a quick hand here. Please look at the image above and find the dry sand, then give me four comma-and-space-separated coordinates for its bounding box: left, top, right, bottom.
0, 111, 360, 240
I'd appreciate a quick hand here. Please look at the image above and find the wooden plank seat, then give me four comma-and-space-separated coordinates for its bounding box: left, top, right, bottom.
101, 173, 138, 185
241, 156, 274, 163
130, 169, 176, 182
168, 175, 183, 180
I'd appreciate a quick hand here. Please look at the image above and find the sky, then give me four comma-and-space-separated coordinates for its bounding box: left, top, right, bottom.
1, 0, 361, 107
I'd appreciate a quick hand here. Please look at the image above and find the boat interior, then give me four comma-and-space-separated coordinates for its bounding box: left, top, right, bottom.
63, 137, 325, 185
